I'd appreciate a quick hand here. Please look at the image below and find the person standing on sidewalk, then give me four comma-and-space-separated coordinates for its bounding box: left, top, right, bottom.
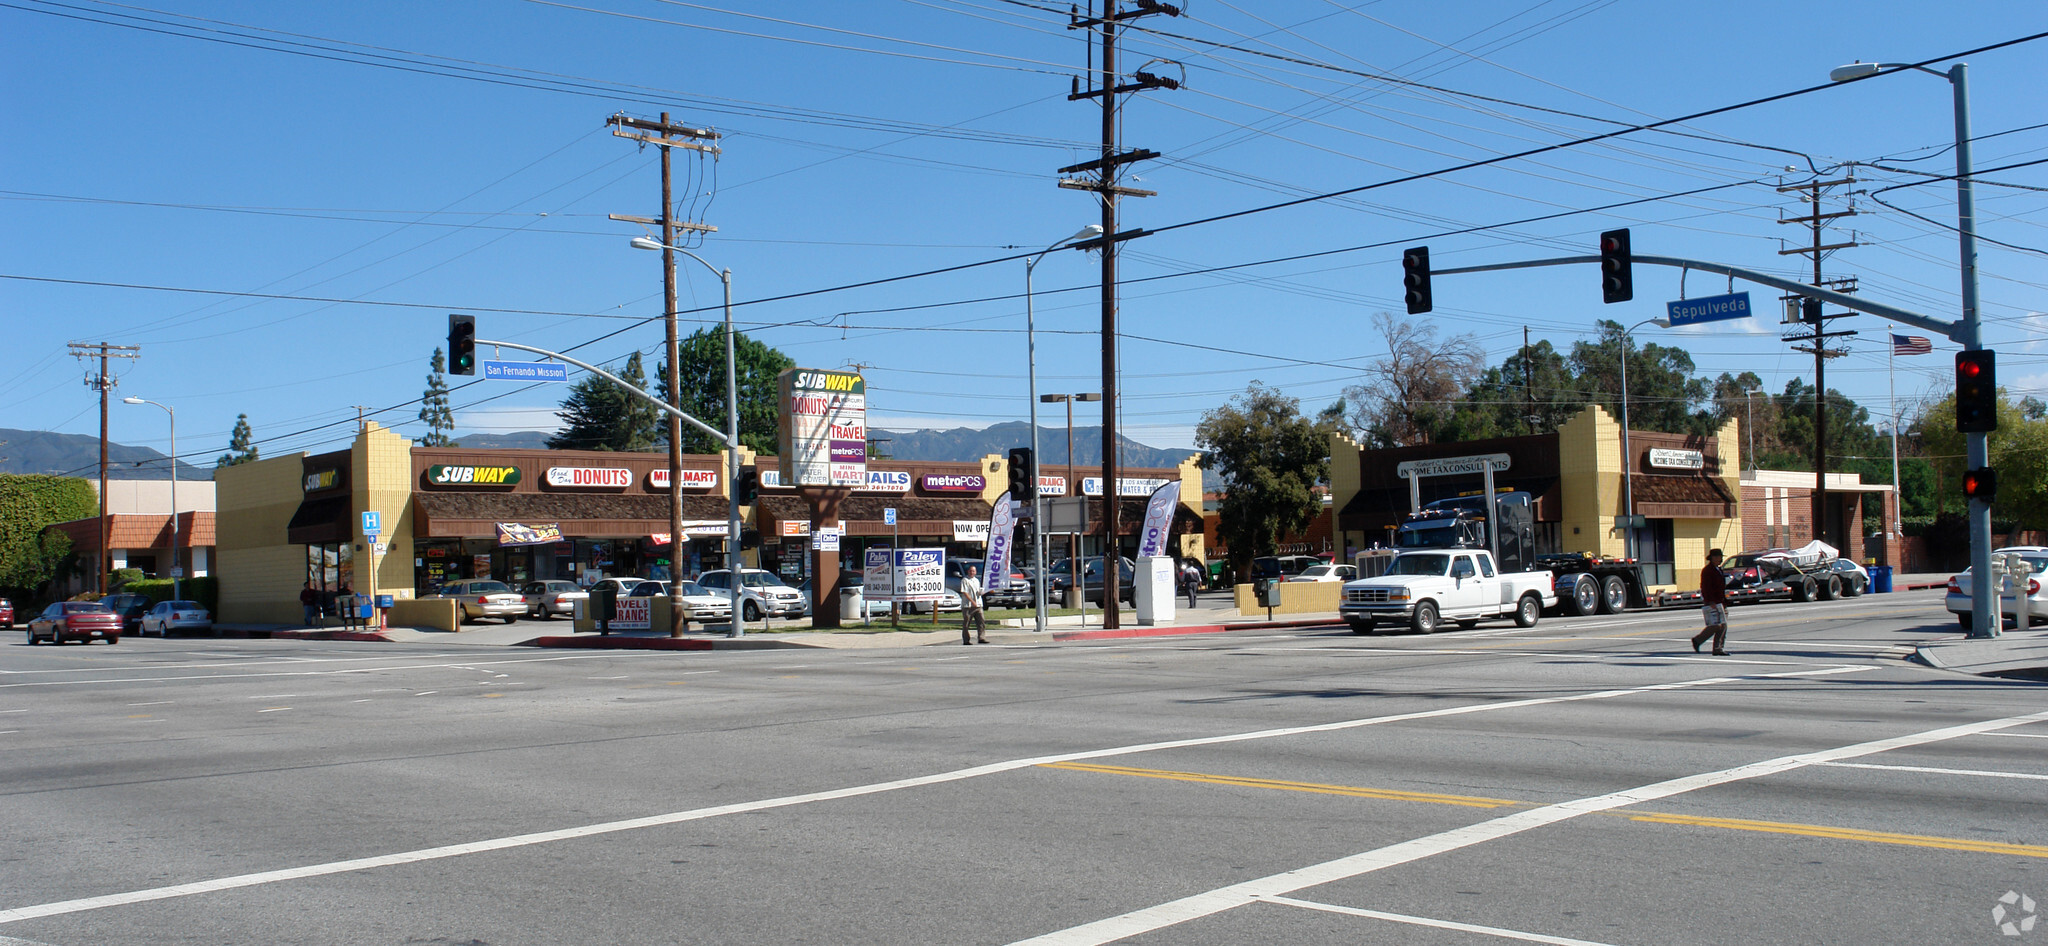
1181, 558, 1202, 608
299, 581, 320, 626
1691, 548, 1730, 655
958, 565, 987, 645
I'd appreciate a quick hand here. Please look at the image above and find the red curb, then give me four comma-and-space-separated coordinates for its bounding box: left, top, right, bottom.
533, 635, 713, 650
268, 630, 393, 642
1052, 618, 1340, 642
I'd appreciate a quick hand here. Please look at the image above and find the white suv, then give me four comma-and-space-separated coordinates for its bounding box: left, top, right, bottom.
695, 569, 808, 622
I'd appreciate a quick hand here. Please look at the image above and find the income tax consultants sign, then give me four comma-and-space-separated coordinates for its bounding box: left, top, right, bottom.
777, 367, 867, 488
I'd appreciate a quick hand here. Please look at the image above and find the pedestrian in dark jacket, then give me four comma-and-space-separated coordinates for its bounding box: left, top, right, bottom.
300, 582, 320, 626
1691, 549, 1730, 655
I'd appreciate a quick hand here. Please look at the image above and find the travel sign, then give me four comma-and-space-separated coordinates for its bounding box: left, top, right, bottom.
1665, 291, 1752, 327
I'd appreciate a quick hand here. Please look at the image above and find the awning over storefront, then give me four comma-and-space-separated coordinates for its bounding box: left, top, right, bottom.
1632, 474, 1737, 519
413, 492, 727, 539
287, 495, 351, 545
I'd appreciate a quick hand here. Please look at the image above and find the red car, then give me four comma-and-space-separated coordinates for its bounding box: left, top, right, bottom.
0, 597, 13, 628
28, 601, 122, 645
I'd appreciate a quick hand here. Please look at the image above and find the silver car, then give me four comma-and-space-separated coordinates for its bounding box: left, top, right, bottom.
1946, 546, 2048, 631
139, 600, 212, 637
695, 568, 808, 622
522, 580, 588, 620
428, 579, 524, 624
627, 580, 733, 625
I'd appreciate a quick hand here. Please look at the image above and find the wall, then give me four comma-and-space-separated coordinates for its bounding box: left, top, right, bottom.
354, 423, 418, 602
1232, 579, 1340, 615
214, 451, 310, 625
1557, 407, 1622, 558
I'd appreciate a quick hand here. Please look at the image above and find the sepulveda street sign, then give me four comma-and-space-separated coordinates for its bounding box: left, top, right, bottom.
1665, 291, 1752, 327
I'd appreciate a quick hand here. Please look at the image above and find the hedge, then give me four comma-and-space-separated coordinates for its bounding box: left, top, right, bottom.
121, 576, 218, 614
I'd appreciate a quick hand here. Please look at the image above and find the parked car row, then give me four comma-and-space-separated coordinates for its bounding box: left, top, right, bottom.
1945, 545, 2047, 630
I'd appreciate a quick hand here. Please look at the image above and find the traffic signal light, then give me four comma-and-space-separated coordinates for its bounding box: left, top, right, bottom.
1956, 349, 1998, 433
735, 467, 759, 504
448, 314, 476, 376
1963, 467, 1997, 505
1599, 229, 1632, 304
1007, 447, 1035, 500
1401, 246, 1432, 315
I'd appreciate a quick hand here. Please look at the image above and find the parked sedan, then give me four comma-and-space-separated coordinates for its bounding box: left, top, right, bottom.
0, 597, 13, 628
1287, 563, 1358, 582
139, 600, 212, 636
624, 580, 734, 625
522, 580, 588, 620
28, 601, 122, 645
101, 592, 154, 633
1946, 546, 2048, 630
426, 579, 524, 624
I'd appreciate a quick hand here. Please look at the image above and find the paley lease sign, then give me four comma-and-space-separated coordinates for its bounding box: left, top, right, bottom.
864, 547, 944, 603
777, 367, 867, 488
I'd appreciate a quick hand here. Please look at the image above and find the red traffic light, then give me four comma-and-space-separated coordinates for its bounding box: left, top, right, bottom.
1963, 467, 1996, 504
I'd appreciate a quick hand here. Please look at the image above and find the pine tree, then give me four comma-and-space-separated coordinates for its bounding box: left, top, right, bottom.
418, 347, 456, 447
548, 352, 662, 452
216, 414, 259, 467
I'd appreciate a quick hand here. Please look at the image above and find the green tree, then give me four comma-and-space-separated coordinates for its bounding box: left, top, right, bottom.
215, 414, 258, 467
418, 347, 456, 447
548, 352, 662, 452
1570, 320, 1708, 435
1440, 339, 1583, 440
1196, 383, 1333, 573
0, 474, 97, 596
1915, 391, 2048, 530
658, 328, 796, 456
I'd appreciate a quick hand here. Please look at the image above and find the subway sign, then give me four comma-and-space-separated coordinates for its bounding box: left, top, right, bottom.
425, 464, 522, 487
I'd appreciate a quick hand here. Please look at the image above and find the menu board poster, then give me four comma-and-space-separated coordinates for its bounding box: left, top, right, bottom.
778, 367, 866, 487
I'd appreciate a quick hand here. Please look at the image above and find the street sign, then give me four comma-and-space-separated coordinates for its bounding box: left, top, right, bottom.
361, 511, 381, 535
883, 508, 896, 526
1665, 291, 1752, 327
482, 360, 570, 383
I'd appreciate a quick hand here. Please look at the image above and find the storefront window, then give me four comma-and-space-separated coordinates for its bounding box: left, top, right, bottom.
306, 542, 354, 593
1631, 520, 1675, 586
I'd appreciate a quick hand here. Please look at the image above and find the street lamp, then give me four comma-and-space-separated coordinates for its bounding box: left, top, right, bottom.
631, 235, 744, 638
1831, 59, 1993, 636
1026, 224, 1104, 632
121, 397, 178, 600
1615, 318, 1669, 562
1041, 391, 1101, 620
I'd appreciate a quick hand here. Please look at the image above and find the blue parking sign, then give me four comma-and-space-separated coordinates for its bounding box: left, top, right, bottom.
361, 511, 381, 535
883, 508, 896, 526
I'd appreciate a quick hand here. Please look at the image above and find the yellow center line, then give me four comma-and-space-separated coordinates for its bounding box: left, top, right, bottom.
1042, 761, 2048, 859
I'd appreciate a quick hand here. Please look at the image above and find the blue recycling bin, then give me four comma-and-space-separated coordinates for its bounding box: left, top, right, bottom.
1870, 565, 1893, 594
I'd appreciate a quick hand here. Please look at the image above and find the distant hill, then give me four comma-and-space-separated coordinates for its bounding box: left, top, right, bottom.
452, 431, 554, 450
870, 422, 1195, 469
0, 428, 214, 481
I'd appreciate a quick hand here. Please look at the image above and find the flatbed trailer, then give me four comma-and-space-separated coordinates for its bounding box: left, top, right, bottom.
1535, 553, 1787, 616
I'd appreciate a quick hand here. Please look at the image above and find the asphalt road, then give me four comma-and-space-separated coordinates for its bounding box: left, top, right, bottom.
3, 587, 2043, 946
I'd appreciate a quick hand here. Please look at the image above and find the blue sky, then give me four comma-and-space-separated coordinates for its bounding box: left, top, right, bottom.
4, 1, 2043, 471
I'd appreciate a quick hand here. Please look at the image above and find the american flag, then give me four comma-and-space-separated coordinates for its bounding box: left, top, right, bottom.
1892, 334, 1932, 356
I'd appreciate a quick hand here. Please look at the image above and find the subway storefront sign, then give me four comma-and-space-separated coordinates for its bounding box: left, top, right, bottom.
425, 464, 522, 487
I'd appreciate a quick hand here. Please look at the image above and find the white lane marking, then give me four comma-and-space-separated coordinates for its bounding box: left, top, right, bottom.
1983, 731, 2048, 740
125, 701, 174, 707
0, 667, 1861, 926
256, 708, 289, 714
0, 709, 27, 715
0, 731, 19, 735
1262, 896, 1626, 946
1004, 703, 2048, 946
352, 700, 371, 703
0, 654, 636, 689
587, 675, 629, 680
413, 691, 437, 697
246, 694, 298, 700
1817, 761, 2048, 782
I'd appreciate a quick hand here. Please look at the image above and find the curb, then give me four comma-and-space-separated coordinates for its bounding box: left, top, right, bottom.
532, 635, 714, 650
1052, 616, 1342, 642
266, 629, 394, 643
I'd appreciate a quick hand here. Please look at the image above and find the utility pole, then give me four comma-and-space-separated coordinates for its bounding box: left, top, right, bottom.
1063, 0, 1179, 628
1777, 176, 1858, 549
610, 112, 720, 637
70, 341, 140, 593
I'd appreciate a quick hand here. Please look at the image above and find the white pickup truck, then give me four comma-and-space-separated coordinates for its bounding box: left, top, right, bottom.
1339, 549, 1555, 635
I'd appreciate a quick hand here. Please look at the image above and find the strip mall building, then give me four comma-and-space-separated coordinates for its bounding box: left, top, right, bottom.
213, 422, 1203, 624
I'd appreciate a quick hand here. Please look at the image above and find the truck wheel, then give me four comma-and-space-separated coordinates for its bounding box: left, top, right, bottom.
1410, 601, 1439, 635
1818, 576, 1840, 601
1347, 619, 1375, 636
1790, 578, 1815, 603
1564, 575, 1599, 616
1598, 575, 1628, 614
1514, 594, 1541, 628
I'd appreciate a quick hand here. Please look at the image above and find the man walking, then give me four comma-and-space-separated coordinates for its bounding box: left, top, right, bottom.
1181, 558, 1202, 609
958, 565, 988, 645
1692, 548, 1730, 655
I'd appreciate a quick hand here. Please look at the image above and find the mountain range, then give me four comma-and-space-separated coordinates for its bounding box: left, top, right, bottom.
0, 424, 1193, 481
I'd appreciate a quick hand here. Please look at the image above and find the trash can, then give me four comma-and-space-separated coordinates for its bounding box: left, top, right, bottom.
1062, 586, 1081, 609
839, 585, 865, 620
1870, 565, 1893, 594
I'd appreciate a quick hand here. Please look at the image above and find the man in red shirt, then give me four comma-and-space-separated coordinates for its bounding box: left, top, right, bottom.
1691, 548, 1730, 655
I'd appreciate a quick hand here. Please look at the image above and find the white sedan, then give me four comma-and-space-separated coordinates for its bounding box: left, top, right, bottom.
1287, 564, 1358, 582
1945, 546, 2047, 630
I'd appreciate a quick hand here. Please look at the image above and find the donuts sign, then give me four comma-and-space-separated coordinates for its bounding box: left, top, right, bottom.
544, 467, 632, 489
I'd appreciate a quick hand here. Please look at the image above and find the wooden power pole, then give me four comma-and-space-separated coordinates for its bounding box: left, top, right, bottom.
1062, 0, 1180, 628
70, 341, 140, 593
1777, 176, 1858, 548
